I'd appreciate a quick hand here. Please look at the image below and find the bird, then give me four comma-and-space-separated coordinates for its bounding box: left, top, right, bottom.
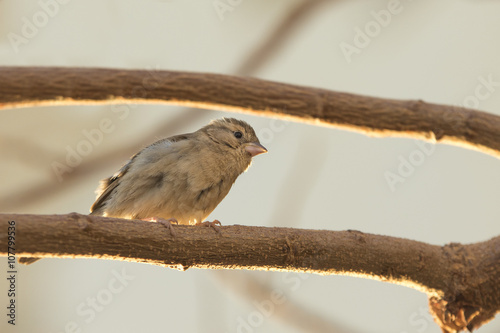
89, 117, 267, 224
18, 118, 267, 265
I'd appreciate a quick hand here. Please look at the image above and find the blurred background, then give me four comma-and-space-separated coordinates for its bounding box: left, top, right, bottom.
1, 0, 500, 332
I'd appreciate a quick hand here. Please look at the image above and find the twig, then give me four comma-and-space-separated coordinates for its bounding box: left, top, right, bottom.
1, 67, 500, 159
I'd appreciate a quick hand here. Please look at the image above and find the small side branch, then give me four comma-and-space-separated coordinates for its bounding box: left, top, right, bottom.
0, 213, 498, 331
1, 67, 500, 159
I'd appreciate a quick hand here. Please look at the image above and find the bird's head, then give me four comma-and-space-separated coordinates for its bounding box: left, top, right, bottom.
201, 118, 268, 159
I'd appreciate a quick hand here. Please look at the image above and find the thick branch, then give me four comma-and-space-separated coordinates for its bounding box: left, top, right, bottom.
0, 213, 459, 291
1, 67, 500, 158
1, 213, 499, 331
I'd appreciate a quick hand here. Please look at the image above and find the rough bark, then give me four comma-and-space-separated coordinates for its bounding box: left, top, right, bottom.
1, 66, 500, 159
1, 213, 499, 332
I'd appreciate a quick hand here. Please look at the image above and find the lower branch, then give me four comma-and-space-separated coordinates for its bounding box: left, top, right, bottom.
1, 213, 498, 332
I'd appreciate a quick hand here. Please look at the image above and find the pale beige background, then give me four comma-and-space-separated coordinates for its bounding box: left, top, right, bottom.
1, 0, 499, 332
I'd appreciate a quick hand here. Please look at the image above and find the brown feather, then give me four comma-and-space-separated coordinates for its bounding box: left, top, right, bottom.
88, 118, 266, 225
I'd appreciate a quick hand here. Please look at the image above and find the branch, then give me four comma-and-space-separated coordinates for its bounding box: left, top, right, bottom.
1, 213, 499, 332
1, 67, 500, 159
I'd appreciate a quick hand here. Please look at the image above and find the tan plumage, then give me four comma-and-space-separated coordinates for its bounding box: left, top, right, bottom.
90, 118, 267, 224
18, 118, 266, 265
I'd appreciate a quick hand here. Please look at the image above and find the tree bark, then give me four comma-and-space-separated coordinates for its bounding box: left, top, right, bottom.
1, 66, 500, 159
1, 213, 499, 332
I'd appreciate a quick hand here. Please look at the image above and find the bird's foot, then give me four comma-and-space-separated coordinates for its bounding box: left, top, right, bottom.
142, 217, 178, 236
195, 219, 222, 233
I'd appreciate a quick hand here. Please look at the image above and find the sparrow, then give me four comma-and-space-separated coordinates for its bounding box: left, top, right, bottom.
18, 118, 267, 265
89, 117, 267, 224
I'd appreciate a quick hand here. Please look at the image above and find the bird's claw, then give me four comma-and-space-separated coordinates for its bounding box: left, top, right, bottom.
142, 217, 178, 236
196, 219, 222, 233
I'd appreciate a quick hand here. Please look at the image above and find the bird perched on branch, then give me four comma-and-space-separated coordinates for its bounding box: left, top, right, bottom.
19, 118, 267, 265
89, 117, 267, 225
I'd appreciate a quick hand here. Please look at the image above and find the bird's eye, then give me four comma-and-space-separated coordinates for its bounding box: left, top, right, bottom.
234, 131, 243, 139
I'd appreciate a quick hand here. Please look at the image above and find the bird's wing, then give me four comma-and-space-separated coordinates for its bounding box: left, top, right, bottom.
89, 134, 190, 215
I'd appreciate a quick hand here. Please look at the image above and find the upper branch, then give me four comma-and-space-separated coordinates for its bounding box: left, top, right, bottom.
1, 66, 500, 158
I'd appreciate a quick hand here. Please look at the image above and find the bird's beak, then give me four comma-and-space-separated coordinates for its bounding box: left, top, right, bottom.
245, 142, 268, 157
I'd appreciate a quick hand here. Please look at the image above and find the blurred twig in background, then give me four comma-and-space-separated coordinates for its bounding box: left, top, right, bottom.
212, 270, 360, 333
236, 0, 332, 76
